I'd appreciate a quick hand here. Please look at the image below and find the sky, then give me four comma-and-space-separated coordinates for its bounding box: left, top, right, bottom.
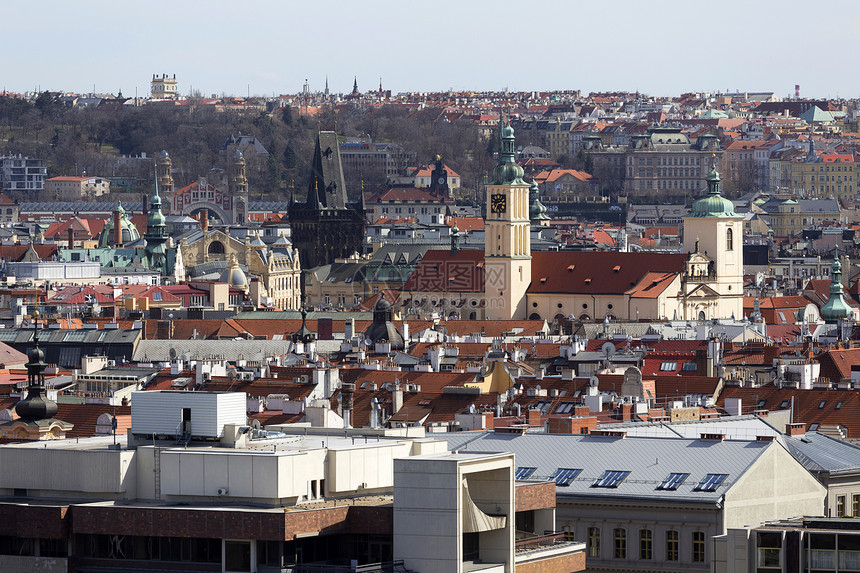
5, 0, 860, 99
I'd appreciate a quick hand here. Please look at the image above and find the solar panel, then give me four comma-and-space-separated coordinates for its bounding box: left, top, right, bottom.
694, 473, 727, 492
657, 472, 689, 490
552, 468, 581, 487
593, 470, 630, 488
515, 467, 537, 480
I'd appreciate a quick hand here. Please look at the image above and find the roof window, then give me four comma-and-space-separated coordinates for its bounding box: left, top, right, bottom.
694, 473, 727, 492
658, 472, 690, 490
515, 467, 537, 480
552, 468, 581, 487
593, 470, 630, 488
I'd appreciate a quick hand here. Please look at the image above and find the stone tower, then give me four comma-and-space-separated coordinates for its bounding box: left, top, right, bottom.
156, 150, 174, 215
288, 132, 365, 269
484, 116, 531, 320
229, 150, 249, 224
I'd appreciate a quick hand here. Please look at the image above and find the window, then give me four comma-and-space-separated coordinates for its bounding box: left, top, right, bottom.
682, 362, 698, 372
658, 472, 689, 490
152, 292, 162, 301
593, 470, 630, 488
836, 401, 844, 410
614, 528, 626, 559
726, 227, 734, 251
854, 494, 860, 517
779, 399, 790, 409
552, 468, 581, 487
587, 527, 600, 558
515, 467, 537, 480
639, 529, 652, 560
692, 531, 705, 562
695, 473, 728, 492
819, 400, 826, 409
838, 495, 846, 517
659, 361, 677, 371
666, 530, 679, 561
757, 399, 767, 408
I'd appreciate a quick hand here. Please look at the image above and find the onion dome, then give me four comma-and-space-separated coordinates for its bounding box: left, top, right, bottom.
364, 296, 405, 351
821, 247, 852, 323
491, 116, 526, 185
529, 177, 550, 222
690, 156, 737, 218
15, 311, 58, 421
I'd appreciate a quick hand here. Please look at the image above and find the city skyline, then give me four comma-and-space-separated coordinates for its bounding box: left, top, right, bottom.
6, 0, 860, 99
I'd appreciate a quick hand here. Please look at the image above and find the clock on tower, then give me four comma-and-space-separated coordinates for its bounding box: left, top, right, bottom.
490, 193, 507, 214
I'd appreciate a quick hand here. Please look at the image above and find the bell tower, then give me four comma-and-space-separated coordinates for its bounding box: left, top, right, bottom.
484, 116, 531, 320
229, 150, 249, 224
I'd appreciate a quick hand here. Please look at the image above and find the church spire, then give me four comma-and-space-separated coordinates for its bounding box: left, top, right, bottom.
821, 245, 852, 323
15, 311, 58, 421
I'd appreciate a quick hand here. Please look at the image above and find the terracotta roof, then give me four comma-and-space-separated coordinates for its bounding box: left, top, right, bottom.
402, 249, 485, 293
529, 251, 687, 295
625, 272, 677, 299
368, 188, 453, 204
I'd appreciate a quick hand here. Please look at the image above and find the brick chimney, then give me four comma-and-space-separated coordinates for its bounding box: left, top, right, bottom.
67, 227, 74, 249
200, 210, 209, 232
574, 405, 590, 417
547, 416, 597, 434
621, 403, 634, 421
113, 209, 122, 246
527, 408, 542, 427
786, 422, 807, 436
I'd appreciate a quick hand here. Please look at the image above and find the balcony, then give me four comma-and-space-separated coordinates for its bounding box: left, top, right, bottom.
514, 532, 586, 571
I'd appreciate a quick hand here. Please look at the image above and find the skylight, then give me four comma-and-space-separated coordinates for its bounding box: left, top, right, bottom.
515, 467, 537, 480
658, 472, 689, 490
552, 468, 581, 487
593, 470, 630, 488
694, 473, 727, 492
818, 401, 826, 409
660, 361, 677, 371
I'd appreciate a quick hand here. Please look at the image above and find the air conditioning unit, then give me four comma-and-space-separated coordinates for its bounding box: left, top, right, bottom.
217, 488, 228, 495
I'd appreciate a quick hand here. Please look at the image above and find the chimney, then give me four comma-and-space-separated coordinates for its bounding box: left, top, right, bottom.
621, 403, 633, 421
341, 382, 355, 428
786, 422, 807, 436
344, 318, 355, 340
200, 210, 209, 232
113, 209, 122, 245
574, 405, 591, 417
392, 382, 403, 414
527, 408, 541, 427
67, 227, 74, 249
547, 416, 597, 434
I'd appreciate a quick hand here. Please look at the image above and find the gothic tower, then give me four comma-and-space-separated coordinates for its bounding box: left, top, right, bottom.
289, 132, 365, 269
484, 116, 531, 320
156, 150, 174, 214
682, 156, 744, 320
229, 150, 249, 224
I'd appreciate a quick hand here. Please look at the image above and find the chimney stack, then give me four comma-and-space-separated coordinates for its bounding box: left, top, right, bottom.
113, 209, 122, 245
67, 227, 74, 249
342, 382, 355, 428
200, 210, 209, 232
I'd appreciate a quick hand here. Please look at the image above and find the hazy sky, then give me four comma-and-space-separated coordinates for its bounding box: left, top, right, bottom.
5, 0, 859, 99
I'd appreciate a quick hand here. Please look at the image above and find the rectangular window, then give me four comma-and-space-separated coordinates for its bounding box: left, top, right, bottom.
614, 528, 626, 559
666, 530, 679, 561
692, 531, 705, 562
588, 527, 600, 558
515, 467, 537, 480
640, 529, 652, 560
658, 472, 690, 490
854, 494, 860, 517
838, 495, 846, 517
551, 468, 581, 487
593, 470, 630, 488
695, 473, 728, 492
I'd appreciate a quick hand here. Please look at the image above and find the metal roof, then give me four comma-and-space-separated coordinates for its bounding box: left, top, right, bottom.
439, 432, 772, 503
781, 431, 860, 475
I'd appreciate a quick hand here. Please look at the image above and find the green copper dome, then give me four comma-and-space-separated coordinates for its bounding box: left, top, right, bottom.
821, 247, 853, 323
528, 177, 550, 222
492, 115, 525, 185
98, 201, 141, 247
690, 157, 737, 218
147, 179, 167, 230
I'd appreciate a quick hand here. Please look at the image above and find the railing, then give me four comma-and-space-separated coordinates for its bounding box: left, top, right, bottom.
515, 532, 574, 553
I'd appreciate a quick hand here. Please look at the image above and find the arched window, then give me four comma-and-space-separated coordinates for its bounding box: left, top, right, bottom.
208, 241, 225, 255
726, 227, 734, 251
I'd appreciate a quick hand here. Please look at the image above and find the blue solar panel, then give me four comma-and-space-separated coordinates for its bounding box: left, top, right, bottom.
695, 473, 727, 492
552, 468, 582, 487
658, 472, 689, 490
593, 470, 630, 488
515, 467, 537, 480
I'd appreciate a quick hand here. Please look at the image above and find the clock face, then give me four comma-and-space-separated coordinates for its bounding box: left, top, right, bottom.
438, 177, 446, 185
490, 193, 507, 214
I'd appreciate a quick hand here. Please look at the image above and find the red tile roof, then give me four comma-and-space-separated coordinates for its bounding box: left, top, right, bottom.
402, 249, 485, 293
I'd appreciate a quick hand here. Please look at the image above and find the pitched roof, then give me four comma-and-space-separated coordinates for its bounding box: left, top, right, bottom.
529, 251, 687, 295
402, 249, 485, 293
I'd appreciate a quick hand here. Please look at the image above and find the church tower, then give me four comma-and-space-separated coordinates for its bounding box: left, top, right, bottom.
144, 175, 169, 275
484, 116, 531, 320
682, 156, 743, 320
229, 150, 249, 224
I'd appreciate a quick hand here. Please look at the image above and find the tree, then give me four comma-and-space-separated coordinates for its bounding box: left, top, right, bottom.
281, 105, 293, 126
